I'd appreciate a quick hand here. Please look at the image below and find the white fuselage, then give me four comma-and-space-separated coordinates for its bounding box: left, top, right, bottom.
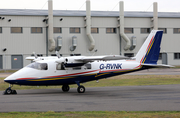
4, 58, 141, 86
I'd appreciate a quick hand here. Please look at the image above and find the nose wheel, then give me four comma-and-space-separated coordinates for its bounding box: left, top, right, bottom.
3, 84, 17, 95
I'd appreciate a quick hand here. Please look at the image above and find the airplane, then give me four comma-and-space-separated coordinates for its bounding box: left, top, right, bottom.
3, 30, 173, 95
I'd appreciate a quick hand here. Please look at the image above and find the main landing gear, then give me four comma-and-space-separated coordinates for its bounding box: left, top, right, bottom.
62, 82, 85, 93
62, 85, 70, 92
77, 85, 85, 93
3, 84, 17, 95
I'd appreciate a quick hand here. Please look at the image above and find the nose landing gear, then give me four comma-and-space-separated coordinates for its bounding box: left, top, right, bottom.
3, 84, 17, 95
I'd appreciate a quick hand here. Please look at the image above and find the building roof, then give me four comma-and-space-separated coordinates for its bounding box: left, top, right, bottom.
0, 9, 180, 18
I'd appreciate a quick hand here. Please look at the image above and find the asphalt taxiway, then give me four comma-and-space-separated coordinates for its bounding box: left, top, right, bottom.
0, 85, 180, 112
0, 68, 180, 112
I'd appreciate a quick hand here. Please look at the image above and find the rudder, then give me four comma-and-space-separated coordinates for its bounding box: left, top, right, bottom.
135, 30, 163, 64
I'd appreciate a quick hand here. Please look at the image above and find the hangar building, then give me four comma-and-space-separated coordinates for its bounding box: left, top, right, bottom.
0, 0, 180, 69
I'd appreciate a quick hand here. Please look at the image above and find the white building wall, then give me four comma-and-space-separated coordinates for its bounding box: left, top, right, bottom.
0, 15, 180, 69
0, 16, 47, 68
122, 17, 151, 56
158, 18, 180, 65
52, 16, 120, 56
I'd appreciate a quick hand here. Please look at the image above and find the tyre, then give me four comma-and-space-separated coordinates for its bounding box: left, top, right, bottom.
6, 89, 12, 94
62, 85, 70, 92
77, 85, 85, 93
12, 90, 17, 94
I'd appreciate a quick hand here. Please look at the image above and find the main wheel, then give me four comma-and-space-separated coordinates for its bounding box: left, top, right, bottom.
62, 85, 70, 92
11, 90, 17, 94
77, 85, 85, 93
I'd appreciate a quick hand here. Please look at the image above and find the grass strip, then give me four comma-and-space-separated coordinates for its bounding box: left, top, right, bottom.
1, 111, 180, 118
0, 70, 17, 73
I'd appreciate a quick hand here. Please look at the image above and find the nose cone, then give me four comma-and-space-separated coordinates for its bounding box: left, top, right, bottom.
4, 67, 38, 85
4, 68, 26, 84
4, 72, 18, 84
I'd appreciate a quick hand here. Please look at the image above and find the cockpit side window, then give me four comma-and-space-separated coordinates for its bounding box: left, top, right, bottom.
40, 63, 48, 70
27, 62, 48, 70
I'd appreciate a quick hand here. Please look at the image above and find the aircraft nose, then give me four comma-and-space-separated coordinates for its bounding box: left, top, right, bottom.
4, 73, 17, 84
4, 67, 34, 84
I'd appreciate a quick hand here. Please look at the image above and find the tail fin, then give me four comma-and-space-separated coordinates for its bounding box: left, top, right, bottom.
135, 30, 163, 64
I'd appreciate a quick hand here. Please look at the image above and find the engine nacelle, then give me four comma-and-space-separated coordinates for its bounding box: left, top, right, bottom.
56, 57, 85, 68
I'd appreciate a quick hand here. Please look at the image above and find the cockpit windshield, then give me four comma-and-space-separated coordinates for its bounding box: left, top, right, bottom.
27, 62, 48, 70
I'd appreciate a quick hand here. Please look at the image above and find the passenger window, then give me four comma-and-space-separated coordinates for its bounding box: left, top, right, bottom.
85, 64, 91, 69
56, 63, 61, 70
56, 63, 65, 70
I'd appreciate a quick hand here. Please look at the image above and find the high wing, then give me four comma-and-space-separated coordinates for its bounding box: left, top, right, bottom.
26, 51, 60, 61
75, 55, 129, 63
55, 55, 129, 68
26, 56, 58, 61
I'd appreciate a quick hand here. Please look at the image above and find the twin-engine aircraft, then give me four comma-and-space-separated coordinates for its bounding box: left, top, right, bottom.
3, 30, 172, 94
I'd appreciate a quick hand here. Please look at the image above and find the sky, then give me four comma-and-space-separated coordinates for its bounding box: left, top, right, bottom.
0, 0, 180, 12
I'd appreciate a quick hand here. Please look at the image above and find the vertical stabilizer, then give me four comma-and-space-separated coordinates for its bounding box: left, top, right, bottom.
135, 30, 163, 64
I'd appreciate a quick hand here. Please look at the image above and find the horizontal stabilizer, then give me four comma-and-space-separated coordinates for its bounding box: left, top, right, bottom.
142, 63, 174, 68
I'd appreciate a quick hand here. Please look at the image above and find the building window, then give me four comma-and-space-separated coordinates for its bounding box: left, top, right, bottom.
11, 27, 23, 33
54, 27, 62, 33
70, 54, 81, 56
70, 27, 80, 33
91, 28, 99, 33
0, 27, 2, 33
141, 28, 150, 33
124, 53, 134, 57
158, 28, 167, 33
51, 54, 62, 56
125, 28, 133, 33
106, 28, 116, 33
31, 54, 43, 57
173, 28, 180, 34
31, 27, 42, 33
174, 53, 180, 59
